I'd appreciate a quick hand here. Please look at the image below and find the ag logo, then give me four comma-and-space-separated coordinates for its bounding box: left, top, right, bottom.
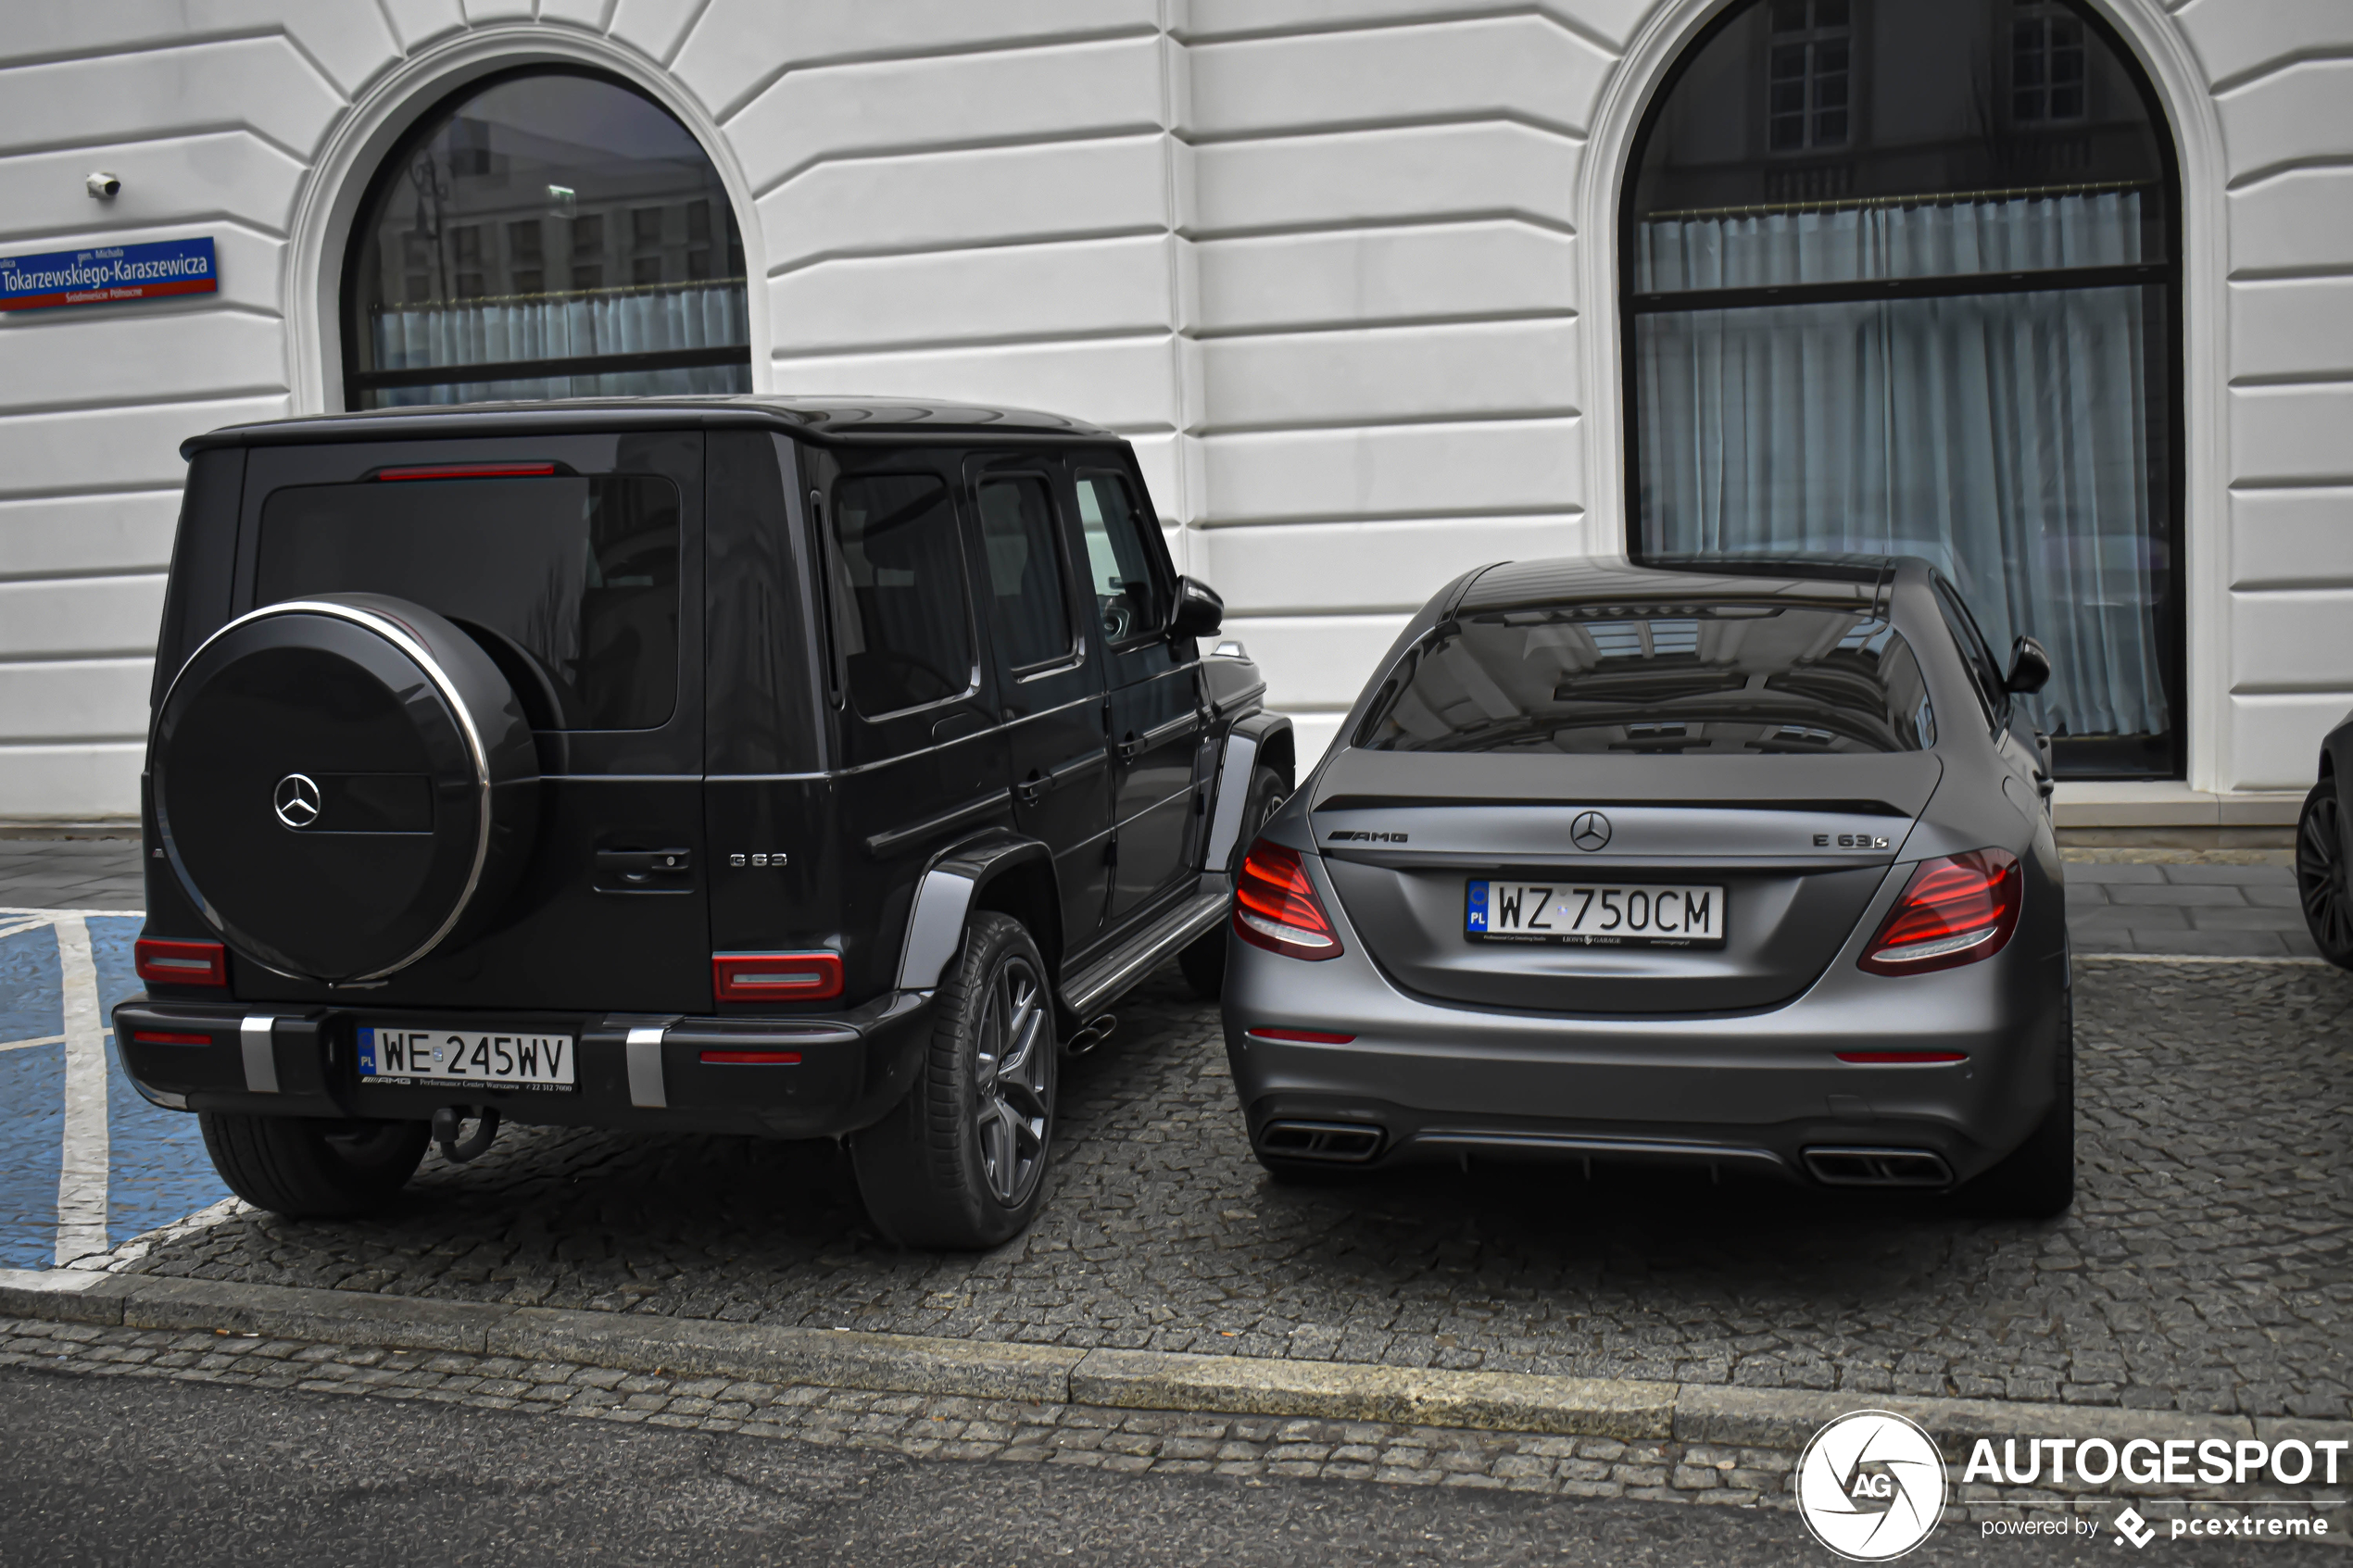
272, 772, 321, 830
1569, 810, 1612, 851
1794, 1410, 1946, 1561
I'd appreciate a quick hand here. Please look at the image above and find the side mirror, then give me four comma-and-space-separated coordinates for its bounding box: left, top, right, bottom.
1171, 576, 1224, 639
2006, 635, 2052, 696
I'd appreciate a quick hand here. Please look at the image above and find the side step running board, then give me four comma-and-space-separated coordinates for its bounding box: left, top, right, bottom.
1063, 884, 1230, 1016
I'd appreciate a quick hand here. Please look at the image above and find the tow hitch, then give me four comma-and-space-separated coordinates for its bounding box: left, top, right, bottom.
431, 1105, 501, 1162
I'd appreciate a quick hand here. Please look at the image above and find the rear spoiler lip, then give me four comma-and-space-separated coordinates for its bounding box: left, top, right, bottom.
1312, 794, 1919, 818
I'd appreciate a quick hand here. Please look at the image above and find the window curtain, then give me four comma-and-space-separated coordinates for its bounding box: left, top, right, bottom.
369, 282, 750, 407
1633, 192, 2166, 743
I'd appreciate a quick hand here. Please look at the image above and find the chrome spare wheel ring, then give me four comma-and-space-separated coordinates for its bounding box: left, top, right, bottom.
974, 957, 1052, 1207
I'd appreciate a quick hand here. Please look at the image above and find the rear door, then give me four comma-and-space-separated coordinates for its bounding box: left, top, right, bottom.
232, 431, 712, 1012
967, 452, 1114, 959
808, 445, 1009, 996
1074, 464, 1204, 923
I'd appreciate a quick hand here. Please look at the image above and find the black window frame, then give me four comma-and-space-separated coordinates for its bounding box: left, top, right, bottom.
337, 64, 753, 408
1618, 0, 2186, 781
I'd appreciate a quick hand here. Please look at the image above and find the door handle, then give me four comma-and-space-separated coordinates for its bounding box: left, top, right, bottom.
1016, 773, 1048, 806
595, 847, 693, 894
1116, 734, 1147, 761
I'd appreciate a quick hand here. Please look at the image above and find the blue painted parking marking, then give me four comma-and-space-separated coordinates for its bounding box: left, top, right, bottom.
0, 909, 229, 1269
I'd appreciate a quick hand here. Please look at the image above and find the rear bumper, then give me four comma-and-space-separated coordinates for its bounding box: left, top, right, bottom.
110, 990, 937, 1138
1222, 923, 2069, 1188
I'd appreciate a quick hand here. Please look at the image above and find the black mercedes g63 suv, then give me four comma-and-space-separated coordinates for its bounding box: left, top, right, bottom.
113, 397, 1291, 1249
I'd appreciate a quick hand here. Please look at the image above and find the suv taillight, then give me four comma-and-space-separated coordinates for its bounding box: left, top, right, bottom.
1234, 840, 1343, 960
712, 951, 844, 1003
134, 938, 227, 988
1858, 849, 2022, 975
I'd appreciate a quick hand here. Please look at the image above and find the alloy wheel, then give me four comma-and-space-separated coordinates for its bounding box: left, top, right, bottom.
974, 957, 1052, 1206
2297, 788, 2353, 958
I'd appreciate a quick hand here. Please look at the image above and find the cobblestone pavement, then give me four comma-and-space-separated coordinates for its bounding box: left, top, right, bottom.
0, 837, 145, 912
102, 960, 2353, 1422
2067, 860, 2319, 959
8, 1318, 2347, 1533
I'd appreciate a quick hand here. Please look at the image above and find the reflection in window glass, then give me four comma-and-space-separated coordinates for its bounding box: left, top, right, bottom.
346, 70, 750, 409
1073, 475, 1164, 645
1355, 603, 1934, 756
828, 475, 974, 718
975, 478, 1074, 671
257, 476, 681, 731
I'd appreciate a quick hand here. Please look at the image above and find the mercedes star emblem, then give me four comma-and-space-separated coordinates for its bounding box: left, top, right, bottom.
273, 772, 321, 830
1569, 809, 1613, 852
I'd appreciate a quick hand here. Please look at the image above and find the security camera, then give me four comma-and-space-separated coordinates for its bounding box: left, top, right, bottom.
86, 171, 120, 199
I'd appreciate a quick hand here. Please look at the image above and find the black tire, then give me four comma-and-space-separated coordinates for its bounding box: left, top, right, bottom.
852, 912, 1059, 1249
1957, 996, 2074, 1220
2295, 778, 2353, 969
198, 1113, 431, 1219
1179, 765, 1289, 1000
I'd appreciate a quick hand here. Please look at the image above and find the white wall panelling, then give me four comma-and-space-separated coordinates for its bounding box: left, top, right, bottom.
0, 0, 2343, 814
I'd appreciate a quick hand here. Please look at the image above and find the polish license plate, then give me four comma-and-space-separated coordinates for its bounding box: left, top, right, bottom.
357, 1026, 576, 1090
1466, 880, 1725, 947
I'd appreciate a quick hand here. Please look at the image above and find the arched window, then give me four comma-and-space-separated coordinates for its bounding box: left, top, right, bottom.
343, 68, 751, 409
1623, 0, 2181, 779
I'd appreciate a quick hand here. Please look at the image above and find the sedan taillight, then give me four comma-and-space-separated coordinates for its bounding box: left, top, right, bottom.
1858, 849, 2022, 975
1234, 840, 1343, 960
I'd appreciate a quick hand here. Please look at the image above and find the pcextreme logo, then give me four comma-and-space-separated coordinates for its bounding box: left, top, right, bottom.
1795, 1411, 1948, 1561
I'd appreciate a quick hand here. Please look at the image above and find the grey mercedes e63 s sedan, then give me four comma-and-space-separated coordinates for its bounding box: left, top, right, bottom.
1221, 555, 2074, 1218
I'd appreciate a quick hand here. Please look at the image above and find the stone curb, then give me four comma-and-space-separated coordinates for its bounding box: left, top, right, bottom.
7, 1269, 2347, 1453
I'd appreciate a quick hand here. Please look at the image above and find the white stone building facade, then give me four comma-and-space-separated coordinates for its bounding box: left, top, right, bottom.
0, 0, 2345, 824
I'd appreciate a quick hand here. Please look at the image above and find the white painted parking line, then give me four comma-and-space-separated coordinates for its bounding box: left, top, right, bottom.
0, 1035, 66, 1053
52, 915, 109, 1267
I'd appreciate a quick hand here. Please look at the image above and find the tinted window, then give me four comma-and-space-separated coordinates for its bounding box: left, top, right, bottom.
1356, 603, 1935, 755
1074, 473, 1164, 645
257, 474, 680, 730
975, 476, 1073, 671
1933, 577, 2008, 729
827, 474, 974, 718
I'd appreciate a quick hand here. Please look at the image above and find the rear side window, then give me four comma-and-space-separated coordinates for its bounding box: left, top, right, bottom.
256, 474, 680, 730
975, 475, 1074, 671
1933, 577, 2008, 729
1356, 603, 1936, 756
826, 473, 975, 718
1074, 472, 1164, 645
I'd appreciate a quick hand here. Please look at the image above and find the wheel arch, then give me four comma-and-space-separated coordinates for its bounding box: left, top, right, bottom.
895, 831, 1063, 994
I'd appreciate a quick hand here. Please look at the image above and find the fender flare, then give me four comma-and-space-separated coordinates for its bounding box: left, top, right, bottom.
1201, 711, 1294, 878
895, 830, 1060, 993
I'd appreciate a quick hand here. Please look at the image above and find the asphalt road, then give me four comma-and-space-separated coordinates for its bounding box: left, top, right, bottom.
4, 1363, 2313, 1568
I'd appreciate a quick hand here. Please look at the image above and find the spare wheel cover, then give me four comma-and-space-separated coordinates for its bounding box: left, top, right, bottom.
153, 594, 538, 984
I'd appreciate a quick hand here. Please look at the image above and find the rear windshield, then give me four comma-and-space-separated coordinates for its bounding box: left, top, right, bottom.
1355, 603, 1936, 756
257, 474, 681, 730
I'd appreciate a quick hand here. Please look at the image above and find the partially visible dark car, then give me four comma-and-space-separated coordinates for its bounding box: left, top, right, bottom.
2297, 710, 2353, 969
115, 397, 1291, 1248
1220, 555, 2076, 1217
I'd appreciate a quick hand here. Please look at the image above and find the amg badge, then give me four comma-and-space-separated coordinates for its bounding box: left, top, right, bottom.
1326, 830, 1408, 844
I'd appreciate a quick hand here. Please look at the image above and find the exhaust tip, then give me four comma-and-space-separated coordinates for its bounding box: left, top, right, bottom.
1803, 1146, 1954, 1187
1259, 1120, 1384, 1163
